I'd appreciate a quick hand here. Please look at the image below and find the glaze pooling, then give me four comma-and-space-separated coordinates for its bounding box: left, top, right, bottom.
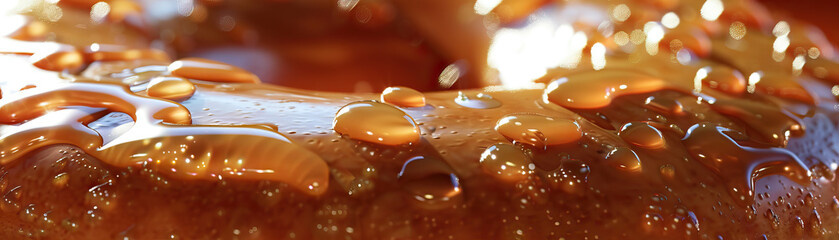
84, 43, 169, 62
544, 70, 668, 109
682, 123, 811, 206
0, 81, 329, 195
168, 58, 261, 84
494, 113, 581, 148
0, 0, 839, 239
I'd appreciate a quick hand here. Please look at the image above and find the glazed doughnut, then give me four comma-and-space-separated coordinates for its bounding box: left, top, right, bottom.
1, 0, 839, 239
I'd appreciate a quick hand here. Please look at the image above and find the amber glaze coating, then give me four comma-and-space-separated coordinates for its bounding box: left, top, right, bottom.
1, 0, 839, 239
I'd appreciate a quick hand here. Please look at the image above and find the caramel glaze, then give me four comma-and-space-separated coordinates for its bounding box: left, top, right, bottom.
0, 81, 328, 195
1, 0, 839, 239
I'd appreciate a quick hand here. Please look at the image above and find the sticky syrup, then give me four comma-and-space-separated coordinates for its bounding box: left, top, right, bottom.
494, 113, 581, 148
145, 76, 196, 101
0, 0, 838, 239
380, 86, 426, 108
333, 101, 421, 146
168, 58, 261, 84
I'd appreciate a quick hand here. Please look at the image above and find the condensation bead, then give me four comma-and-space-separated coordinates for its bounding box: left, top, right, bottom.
480, 143, 534, 182
380, 86, 426, 108
146, 76, 196, 101
333, 101, 421, 146
495, 113, 581, 148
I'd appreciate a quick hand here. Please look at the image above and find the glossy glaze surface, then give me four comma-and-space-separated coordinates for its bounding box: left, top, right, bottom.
0, 0, 837, 239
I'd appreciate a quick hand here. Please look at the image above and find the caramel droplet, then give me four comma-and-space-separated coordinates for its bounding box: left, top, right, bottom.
380, 86, 426, 108
705, 65, 746, 94
30, 43, 84, 72
168, 58, 260, 83
544, 70, 667, 109
454, 92, 501, 109
618, 122, 666, 149
709, 34, 815, 103
398, 156, 462, 210
644, 96, 684, 115
754, 73, 814, 104
605, 147, 642, 172
682, 123, 811, 206
480, 143, 533, 182
146, 76, 196, 101
494, 113, 581, 148
710, 98, 804, 147
85, 44, 170, 62
333, 101, 420, 146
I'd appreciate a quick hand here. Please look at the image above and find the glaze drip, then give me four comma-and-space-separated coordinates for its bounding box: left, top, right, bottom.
544, 70, 668, 109
0, 81, 329, 195
682, 123, 811, 206
0, 0, 838, 238
168, 58, 261, 84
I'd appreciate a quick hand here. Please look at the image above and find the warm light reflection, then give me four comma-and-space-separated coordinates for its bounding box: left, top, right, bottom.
474, 0, 503, 15
337, 0, 360, 11
808, 47, 821, 59
792, 55, 805, 76
612, 4, 631, 22
488, 18, 588, 88
747, 72, 762, 93
644, 22, 664, 55
773, 35, 790, 61
694, 67, 709, 92
591, 42, 606, 70
438, 63, 461, 88
700, 0, 723, 21
772, 21, 790, 37
729, 22, 746, 40
90, 2, 111, 24
661, 12, 680, 29
630, 29, 645, 45
614, 31, 629, 46
0, 14, 26, 37
0, 0, 63, 23
43, 2, 63, 22
0, 0, 21, 15
771, 21, 791, 62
